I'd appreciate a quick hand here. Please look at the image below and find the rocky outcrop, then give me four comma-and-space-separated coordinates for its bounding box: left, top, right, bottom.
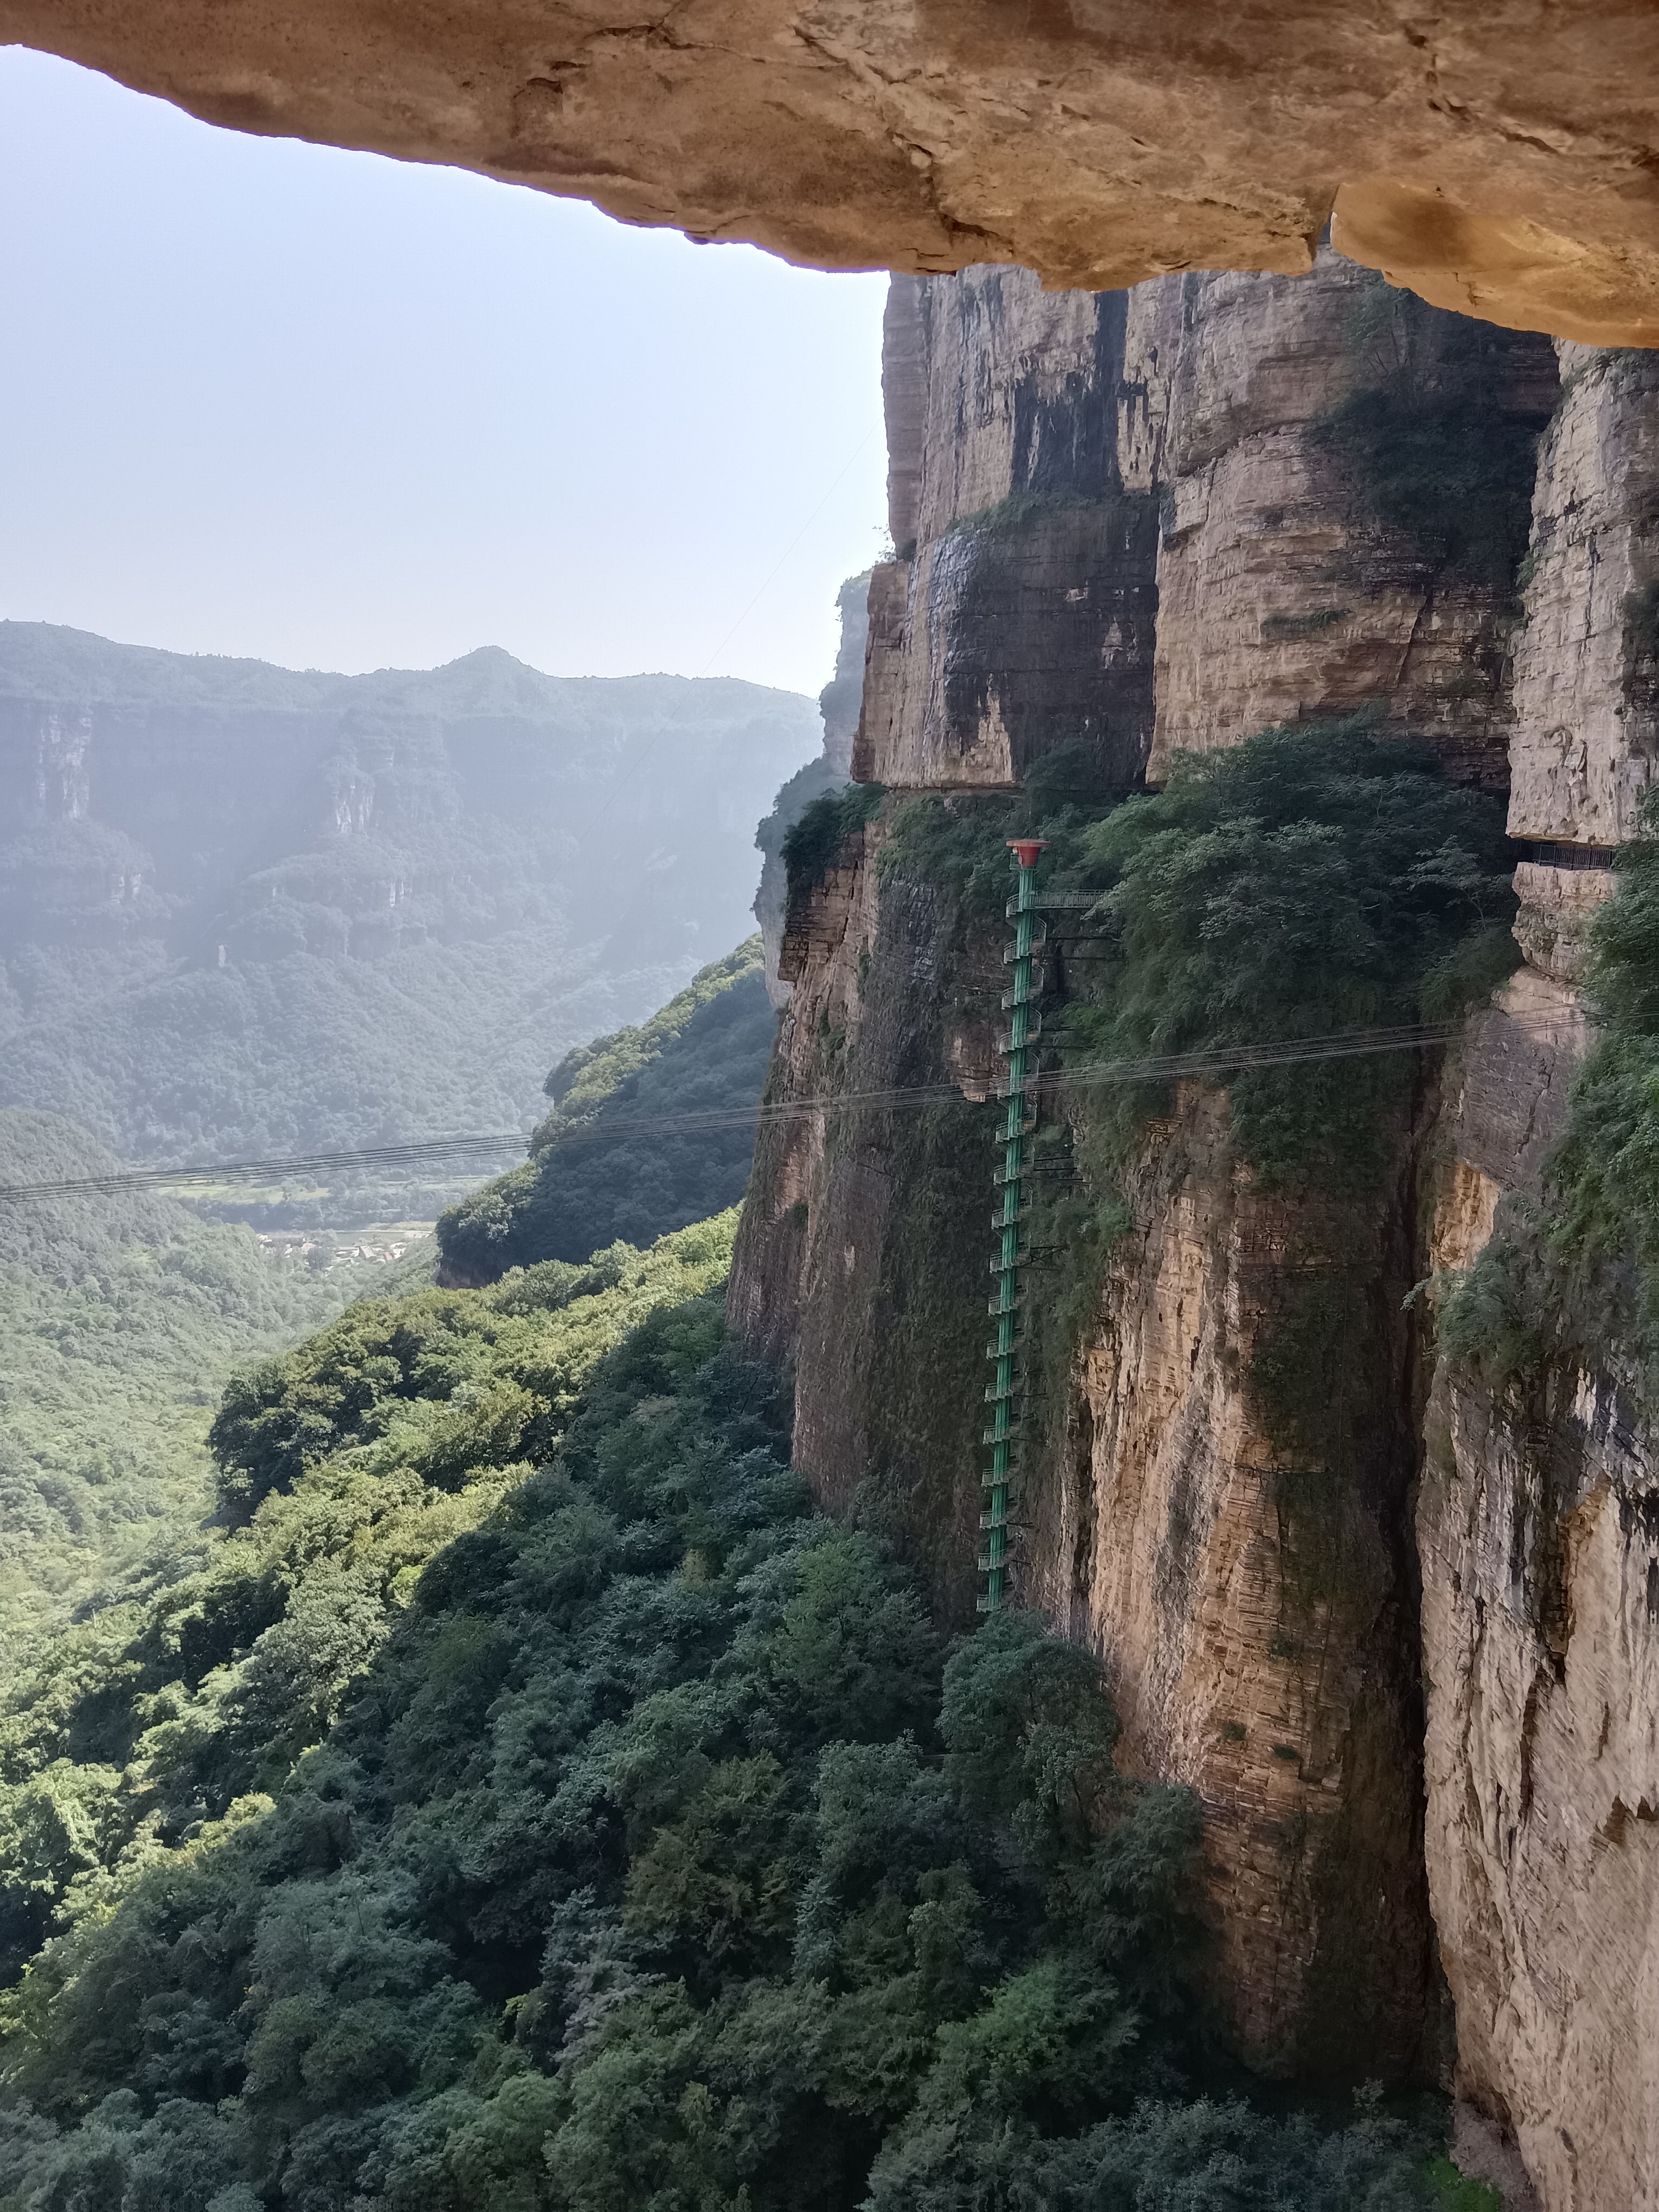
1137, 258, 1556, 790
857, 251, 1555, 800
1416, 964, 1658, 2212
729, 816, 994, 1633
736, 248, 1558, 2078
17, 0, 1659, 344
1017, 1077, 1438, 2082
854, 268, 1158, 792
751, 575, 869, 1005
1506, 344, 1659, 976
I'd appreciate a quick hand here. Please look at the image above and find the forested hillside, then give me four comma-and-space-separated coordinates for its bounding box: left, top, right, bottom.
0, 625, 816, 1222
0, 1111, 395, 1656
0, 1211, 1458, 2209
436, 941, 775, 1283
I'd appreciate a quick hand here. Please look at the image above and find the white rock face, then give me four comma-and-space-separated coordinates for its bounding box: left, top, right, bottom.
1509, 345, 1659, 849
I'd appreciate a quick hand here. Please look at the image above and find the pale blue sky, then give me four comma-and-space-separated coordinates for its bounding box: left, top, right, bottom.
0, 48, 890, 695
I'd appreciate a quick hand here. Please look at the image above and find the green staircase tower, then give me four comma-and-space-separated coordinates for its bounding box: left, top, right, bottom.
981, 837, 1046, 1612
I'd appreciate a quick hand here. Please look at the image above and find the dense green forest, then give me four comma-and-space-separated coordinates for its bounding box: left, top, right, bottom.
436, 943, 775, 1283
0, 1210, 1465, 2209
0, 1111, 396, 1658
0, 624, 816, 1223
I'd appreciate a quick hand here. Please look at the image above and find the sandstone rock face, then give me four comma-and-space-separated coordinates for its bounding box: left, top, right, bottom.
1017, 1082, 1437, 2081
16, 0, 1659, 344
858, 249, 1556, 799
1420, 1351, 1659, 2212
1416, 963, 1659, 2212
736, 249, 1552, 2076
739, 251, 1659, 2187
729, 816, 994, 1632
854, 266, 1158, 792
1507, 343, 1659, 969
1140, 254, 1557, 790
1410, 341, 1659, 2209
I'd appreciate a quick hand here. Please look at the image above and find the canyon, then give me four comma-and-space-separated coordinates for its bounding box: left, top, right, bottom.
729, 256, 1659, 2208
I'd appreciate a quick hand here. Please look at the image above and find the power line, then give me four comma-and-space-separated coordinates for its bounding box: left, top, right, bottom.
0, 1005, 1580, 1204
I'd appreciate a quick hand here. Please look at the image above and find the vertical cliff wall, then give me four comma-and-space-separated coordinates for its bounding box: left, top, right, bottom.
732, 249, 1659, 2191
1413, 344, 1659, 2212
1139, 262, 1556, 789
854, 268, 1159, 793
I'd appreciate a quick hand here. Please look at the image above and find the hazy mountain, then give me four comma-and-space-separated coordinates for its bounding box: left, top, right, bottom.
0, 623, 816, 1217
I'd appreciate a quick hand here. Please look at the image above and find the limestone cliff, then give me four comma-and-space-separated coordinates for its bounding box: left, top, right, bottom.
858, 249, 1554, 800
854, 269, 1158, 793
1016, 1074, 1438, 2083
737, 246, 1659, 2202
734, 247, 1554, 2081
1135, 259, 1555, 791
728, 815, 994, 1632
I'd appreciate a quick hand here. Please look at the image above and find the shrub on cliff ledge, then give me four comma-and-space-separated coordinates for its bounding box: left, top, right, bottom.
781, 781, 885, 901
1071, 716, 1517, 1188
1442, 787, 1659, 1392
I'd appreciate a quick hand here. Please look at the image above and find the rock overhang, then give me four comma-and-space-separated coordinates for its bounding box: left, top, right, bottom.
6, 0, 1659, 344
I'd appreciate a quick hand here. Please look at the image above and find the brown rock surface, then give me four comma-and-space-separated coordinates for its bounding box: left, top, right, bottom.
14, 0, 1659, 343
1018, 1082, 1437, 2080
1142, 252, 1555, 788
737, 252, 1659, 2189
1419, 350, 1659, 2211
1509, 343, 1659, 846
1420, 1345, 1659, 2212
854, 265, 1158, 792
1507, 341, 1659, 970
728, 811, 995, 1631
739, 252, 1571, 2089
1417, 963, 1659, 2212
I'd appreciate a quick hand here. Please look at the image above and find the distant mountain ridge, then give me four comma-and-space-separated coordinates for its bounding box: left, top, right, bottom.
0, 622, 806, 722
0, 623, 816, 1215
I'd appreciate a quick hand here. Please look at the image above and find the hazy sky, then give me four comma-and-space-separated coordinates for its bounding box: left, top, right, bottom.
0, 48, 890, 695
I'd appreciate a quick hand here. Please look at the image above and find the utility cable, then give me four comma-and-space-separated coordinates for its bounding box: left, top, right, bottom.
0, 1004, 1584, 1204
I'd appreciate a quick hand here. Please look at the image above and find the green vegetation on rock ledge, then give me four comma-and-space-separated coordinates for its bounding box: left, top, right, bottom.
1442, 787, 1659, 1396
0, 1208, 1454, 2208
781, 784, 885, 903
435, 944, 775, 1284
879, 722, 1516, 1609
1066, 717, 1517, 1189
